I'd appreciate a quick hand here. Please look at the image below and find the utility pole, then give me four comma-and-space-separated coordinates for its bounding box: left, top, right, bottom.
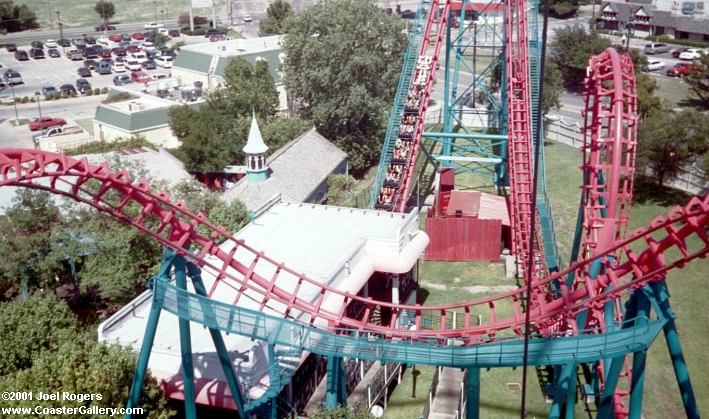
10, 83, 19, 125
56, 11, 65, 51
153, 1, 158, 22
188, 0, 195, 32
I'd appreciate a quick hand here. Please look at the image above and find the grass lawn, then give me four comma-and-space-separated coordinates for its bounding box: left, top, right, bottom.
654, 77, 708, 111
18, 0, 226, 28
383, 139, 709, 418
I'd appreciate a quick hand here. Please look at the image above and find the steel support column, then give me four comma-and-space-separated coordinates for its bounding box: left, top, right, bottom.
466, 367, 480, 419
187, 261, 247, 417
565, 363, 577, 419
596, 355, 625, 419
174, 255, 197, 419
628, 290, 651, 419
651, 282, 700, 419
325, 355, 347, 409
549, 362, 574, 419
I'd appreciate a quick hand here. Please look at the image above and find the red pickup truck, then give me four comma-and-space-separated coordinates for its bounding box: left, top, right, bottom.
666, 62, 696, 77
29, 116, 67, 131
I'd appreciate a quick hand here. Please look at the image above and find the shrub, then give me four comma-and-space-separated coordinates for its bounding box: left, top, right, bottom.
93, 88, 101, 95
85, 89, 93, 96
23, 96, 30, 103
100, 87, 108, 94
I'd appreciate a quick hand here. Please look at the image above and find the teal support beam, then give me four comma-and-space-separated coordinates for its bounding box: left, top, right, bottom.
596, 356, 625, 419
565, 363, 577, 419
628, 291, 651, 419
173, 255, 197, 419
651, 282, 700, 419
549, 362, 574, 419
325, 355, 346, 409
125, 284, 163, 417
187, 261, 247, 417
442, 6, 453, 166
466, 367, 480, 419
424, 131, 507, 140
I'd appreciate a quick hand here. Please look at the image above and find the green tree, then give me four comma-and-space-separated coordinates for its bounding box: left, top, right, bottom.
171, 179, 249, 236
637, 109, 709, 186
686, 53, 709, 107
281, 0, 407, 173
0, 294, 76, 375
0, 296, 174, 418
260, 116, 312, 150
94, 1, 116, 26
548, 0, 580, 18
617, 47, 662, 119
171, 58, 279, 172
0, 2, 38, 33
542, 62, 563, 114
326, 174, 356, 205
0, 190, 62, 297
259, 0, 294, 36
550, 25, 611, 90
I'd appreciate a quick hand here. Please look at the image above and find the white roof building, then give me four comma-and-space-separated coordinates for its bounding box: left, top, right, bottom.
98, 201, 429, 409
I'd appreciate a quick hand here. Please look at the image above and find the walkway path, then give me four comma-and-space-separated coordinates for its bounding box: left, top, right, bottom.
430, 367, 465, 419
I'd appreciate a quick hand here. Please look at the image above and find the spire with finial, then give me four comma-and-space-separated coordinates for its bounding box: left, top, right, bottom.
243, 111, 270, 182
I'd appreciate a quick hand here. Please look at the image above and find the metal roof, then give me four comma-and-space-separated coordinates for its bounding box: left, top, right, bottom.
223, 128, 348, 211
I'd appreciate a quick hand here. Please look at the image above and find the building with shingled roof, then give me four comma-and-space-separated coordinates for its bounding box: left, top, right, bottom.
222, 115, 348, 214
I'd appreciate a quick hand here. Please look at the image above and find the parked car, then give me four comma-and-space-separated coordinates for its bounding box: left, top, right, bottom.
141, 60, 156, 70
155, 56, 173, 68
109, 34, 123, 42
144, 21, 163, 29
142, 41, 155, 52
83, 36, 97, 45
29, 116, 67, 131
14, 50, 28, 61
66, 49, 84, 60
205, 28, 225, 38
77, 67, 92, 77
111, 62, 126, 72
60, 84, 77, 95
29, 48, 45, 59
125, 60, 142, 71
118, 41, 131, 49
113, 74, 132, 85
111, 47, 127, 56
6, 43, 17, 52
41, 85, 58, 96
671, 47, 691, 58
95, 23, 116, 31
130, 70, 150, 83
242, 15, 253, 22
679, 48, 704, 60
72, 37, 85, 47
158, 28, 169, 36
666, 62, 696, 77
121, 33, 132, 41
3, 70, 23, 85
150, 73, 168, 81
131, 32, 145, 40
76, 78, 92, 93
45, 39, 58, 48
126, 44, 141, 53
99, 48, 112, 58
129, 51, 148, 63
48, 48, 61, 58
30, 40, 43, 49
400, 9, 416, 18
168, 29, 180, 37
84, 59, 98, 70
82, 45, 101, 58
57, 38, 71, 47
97, 61, 112, 75
643, 42, 670, 55
645, 59, 666, 71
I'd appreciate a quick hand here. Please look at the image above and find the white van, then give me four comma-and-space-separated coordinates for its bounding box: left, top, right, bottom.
155, 56, 174, 68
129, 51, 148, 63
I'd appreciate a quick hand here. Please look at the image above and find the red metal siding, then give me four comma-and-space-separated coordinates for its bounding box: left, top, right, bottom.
424, 217, 502, 261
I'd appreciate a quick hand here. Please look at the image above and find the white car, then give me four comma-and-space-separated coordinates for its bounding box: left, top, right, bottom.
125, 60, 142, 71
242, 15, 253, 22
45, 39, 58, 48
129, 52, 148, 63
155, 56, 173, 68
646, 59, 666, 71
143, 22, 164, 30
142, 41, 155, 52
150, 73, 168, 80
111, 63, 126, 73
679, 48, 704, 60
158, 28, 169, 36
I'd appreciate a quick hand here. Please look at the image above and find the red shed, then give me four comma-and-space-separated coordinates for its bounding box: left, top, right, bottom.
425, 169, 510, 261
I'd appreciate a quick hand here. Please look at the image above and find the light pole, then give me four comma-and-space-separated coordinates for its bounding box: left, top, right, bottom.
10, 82, 19, 124
153, 1, 158, 23
56, 11, 65, 52
35, 92, 42, 120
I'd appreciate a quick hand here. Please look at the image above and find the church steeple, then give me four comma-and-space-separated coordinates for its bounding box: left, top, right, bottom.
242, 111, 269, 182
